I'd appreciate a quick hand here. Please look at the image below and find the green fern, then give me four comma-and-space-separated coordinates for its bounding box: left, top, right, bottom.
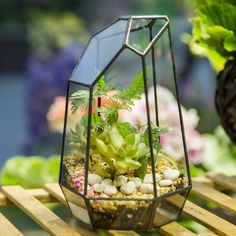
94, 75, 110, 97
143, 125, 170, 152
115, 69, 145, 109
134, 156, 148, 180
70, 90, 90, 114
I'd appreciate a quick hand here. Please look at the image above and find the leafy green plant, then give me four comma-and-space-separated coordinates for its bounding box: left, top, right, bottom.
68, 71, 172, 179
1, 155, 60, 188
202, 126, 236, 175
184, 0, 236, 71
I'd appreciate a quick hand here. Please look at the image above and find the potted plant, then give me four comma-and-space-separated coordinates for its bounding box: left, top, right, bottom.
59, 15, 191, 230
186, 0, 236, 144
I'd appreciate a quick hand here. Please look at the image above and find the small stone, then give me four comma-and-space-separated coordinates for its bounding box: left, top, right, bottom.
127, 214, 133, 219
132, 177, 142, 188
159, 179, 173, 186
120, 181, 136, 195
155, 173, 161, 182
88, 174, 102, 185
101, 179, 113, 187
114, 175, 127, 187
93, 183, 104, 193
163, 169, 180, 180
104, 185, 117, 196
139, 183, 153, 193
143, 173, 161, 183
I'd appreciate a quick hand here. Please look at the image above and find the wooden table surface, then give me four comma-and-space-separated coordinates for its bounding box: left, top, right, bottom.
0, 173, 236, 236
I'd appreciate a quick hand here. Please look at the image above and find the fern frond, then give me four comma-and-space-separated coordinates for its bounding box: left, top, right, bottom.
115, 69, 145, 106
70, 90, 90, 114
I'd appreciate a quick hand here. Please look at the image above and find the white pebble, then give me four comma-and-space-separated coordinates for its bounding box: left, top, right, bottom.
113, 175, 127, 187
159, 179, 173, 186
104, 185, 117, 196
139, 183, 153, 193
120, 181, 136, 195
155, 173, 161, 182
101, 179, 113, 187
163, 169, 180, 180
132, 177, 142, 188
143, 173, 161, 183
88, 174, 102, 185
93, 183, 104, 193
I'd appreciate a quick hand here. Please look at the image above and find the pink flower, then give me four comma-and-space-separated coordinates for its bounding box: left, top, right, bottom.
47, 92, 117, 133
47, 96, 80, 133
119, 85, 204, 165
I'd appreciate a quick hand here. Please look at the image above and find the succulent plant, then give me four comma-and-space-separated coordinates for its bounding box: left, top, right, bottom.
67, 71, 172, 179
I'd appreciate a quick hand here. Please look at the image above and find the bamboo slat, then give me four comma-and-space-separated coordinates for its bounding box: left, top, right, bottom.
2, 186, 81, 236
0, 174, 235, 236
0, 213, 23, 236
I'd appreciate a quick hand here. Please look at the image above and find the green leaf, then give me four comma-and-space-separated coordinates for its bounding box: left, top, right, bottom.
224, 35, 236, 52
187, 2, 236, 71
115, 69, 145, 107
94, 75, 110, 97
117, 146, 126, 158
190, 165, 205, 177
70, 90, 90, 114
107, 144, 117, 158
125, 133, 135, 146
95, 138, 110, 158
97, 105, 118, 125
143, 125, 168, 152
114, 161, 126, 174
107, 109, 118, 125
116, 122, 137, 137
134, 156, 148, 181
1, 155, 60, 188
124, 158, 141, 169
133, 143, 148, 159
108, 126, 123, 148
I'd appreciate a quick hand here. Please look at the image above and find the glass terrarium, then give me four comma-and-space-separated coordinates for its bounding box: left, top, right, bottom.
59, 15, 191, 230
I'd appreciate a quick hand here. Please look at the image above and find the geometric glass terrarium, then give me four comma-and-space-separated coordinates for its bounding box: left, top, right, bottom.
59, 15, 191, 230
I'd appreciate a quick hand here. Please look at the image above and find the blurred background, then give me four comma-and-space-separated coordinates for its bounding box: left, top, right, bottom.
0, 0, 218, 166
0, 0, 236, 234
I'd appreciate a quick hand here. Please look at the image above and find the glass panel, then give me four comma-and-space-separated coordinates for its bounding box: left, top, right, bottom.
61, 186, 91, 225
60, 82, 90, 194
127, 18, 167, 54
128, 19, 151, 53
151, 19, 168, 42
152, 188, 189, 227
154, 29, 190, 188
90, 199, 155, 229
71, 19, 128, 84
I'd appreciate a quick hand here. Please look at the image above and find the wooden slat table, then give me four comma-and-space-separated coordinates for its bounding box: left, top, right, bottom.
0, 173, 236, 236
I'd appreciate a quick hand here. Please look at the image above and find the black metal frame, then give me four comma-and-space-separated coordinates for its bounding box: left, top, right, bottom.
59, 15, 192, 229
